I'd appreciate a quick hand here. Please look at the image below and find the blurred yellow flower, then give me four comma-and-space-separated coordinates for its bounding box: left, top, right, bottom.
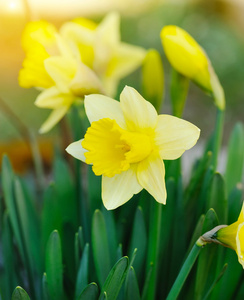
19, 13, 146, 133
61, 12, 146, 96
215, 202, 244, 268
66, 86, 200, 210
160, 25, 225, 110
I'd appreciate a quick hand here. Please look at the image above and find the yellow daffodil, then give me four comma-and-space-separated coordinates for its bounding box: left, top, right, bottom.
19, 13, 146, 133
160, 25, 225, 110
201, 202, 244, 268
66, 86, 200, 210
60, 12, 146, 96
216, 202, 244, 268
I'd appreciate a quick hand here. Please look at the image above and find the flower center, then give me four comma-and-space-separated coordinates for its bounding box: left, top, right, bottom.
82, 118, 153, 177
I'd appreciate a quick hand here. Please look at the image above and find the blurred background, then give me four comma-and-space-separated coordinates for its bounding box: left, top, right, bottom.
0, 0, 244, 173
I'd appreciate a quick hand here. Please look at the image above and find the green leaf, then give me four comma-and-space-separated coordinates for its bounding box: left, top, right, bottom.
225, 122, 244, 195
92, 210, 112, 286
128, 206, 147, 283
14, 178, 41, 276
99, 256, 129, 300
77, 283, 99, 300
11, 287, 30, 300
227, 184, 243, 223
170, 69, 189, 117
1, 155, 24, 259
125, 267, 141, 300
75, 227, 84, 271
102, 208, 118, 265
141, 263, 153, 300
42, 273, 50, 300
75, 243, 89, 299
2, 212, 18, 300
45, 230, 64, 300
194, 209, 219, 300
207, 173, 227, 224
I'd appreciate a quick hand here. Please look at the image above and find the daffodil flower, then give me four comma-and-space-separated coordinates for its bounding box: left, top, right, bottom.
160, 25, 225, 110
66, 86, 200, 210
60, 12, 146, 96
19, 13, 146, 133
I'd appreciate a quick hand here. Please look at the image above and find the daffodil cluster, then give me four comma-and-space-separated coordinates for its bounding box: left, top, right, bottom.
19, 13, 146, 133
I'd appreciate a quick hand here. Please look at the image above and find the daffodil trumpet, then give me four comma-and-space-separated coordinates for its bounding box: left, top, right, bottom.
66, 86, 200, 210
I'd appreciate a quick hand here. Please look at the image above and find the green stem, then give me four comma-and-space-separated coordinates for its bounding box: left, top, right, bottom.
145, 201, 162, 299
166, 239, 204, 300
212, 108, 224, 171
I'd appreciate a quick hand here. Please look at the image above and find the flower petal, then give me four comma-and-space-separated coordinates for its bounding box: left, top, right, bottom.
236, 223, 244, 268
238, 201, 244, 223
84, 94, 126, 128
102, 165, 142, 210
44, 56, 76, 93
137, 153, 166, 204
39, 106, 69, 133
35, 86, 73, 109
155, 115, 200, 160
120, 86, 158, 132
106, 43, 146, 79
65, 139, 87, 162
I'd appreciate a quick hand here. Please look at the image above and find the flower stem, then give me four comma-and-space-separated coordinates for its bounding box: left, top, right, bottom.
212, 108, 224, 170
166, 238, 205, 300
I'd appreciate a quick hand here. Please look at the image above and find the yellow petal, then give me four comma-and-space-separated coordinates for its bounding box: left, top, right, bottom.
65, 139, 87, 162
69, 62, 104, 96
238, 202, 244, 223
106, 43, 146, 79
35, 87, 74, 109
39, 106, 69, 134
84, 94, 126, 129
161, 25, 225, 110
161, 25, 211, 89
22, 20, 57, 52
19, 44, 54, 89
120, 86, 158, 132
137, 152, 166, 204
102, 165, 142, 210
236, 223, 244, 268
44, 56, 77, 93
60, 22, 95, 68
155, 115, 200, 160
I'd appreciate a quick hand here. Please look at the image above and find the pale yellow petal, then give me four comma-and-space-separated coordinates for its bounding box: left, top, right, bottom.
69, 62, 104, 96
44, 56, 77, 93
155, 115, 200, 160
84, 94, 126, 129
137, 153, 166, 204
236, 223, 244, 268
65, 139, 87, 162
35, 87, 73, 109
238, 202, 244, 223
120, 86, 158, 132
102, 165, 142, 210
39, 106, 69, 134
106, 43, 146, 79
